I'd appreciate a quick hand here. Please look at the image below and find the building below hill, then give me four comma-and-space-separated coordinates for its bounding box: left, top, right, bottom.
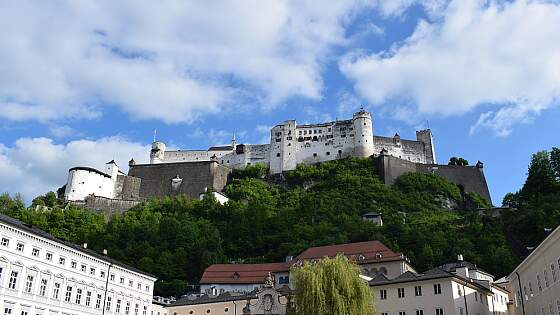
0, 214, 157, 315
370, 255, 509, 315
198, 240, 414, 295
507, 224, 560, 315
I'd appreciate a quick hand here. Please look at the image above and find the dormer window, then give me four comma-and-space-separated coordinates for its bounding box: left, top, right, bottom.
358, 254, 365, 261
375, 252, 382, 260
233, 272, 240, 280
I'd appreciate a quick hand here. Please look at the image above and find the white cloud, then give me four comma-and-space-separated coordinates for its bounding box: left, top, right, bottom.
49, 125, 79, 139
0, 137, 149, 203
340, 0, 560, 135
0, 0, 378, 124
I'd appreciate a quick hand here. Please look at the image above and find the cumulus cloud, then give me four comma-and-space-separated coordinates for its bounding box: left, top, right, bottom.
0, 0, 380, 124
0, 137, 149, 203
341, 0, 560, 135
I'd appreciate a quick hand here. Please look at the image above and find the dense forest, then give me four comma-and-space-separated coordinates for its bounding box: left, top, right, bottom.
1, 147, 559, 297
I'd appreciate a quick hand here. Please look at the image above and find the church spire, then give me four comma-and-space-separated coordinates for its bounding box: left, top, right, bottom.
231, 131, 237, 150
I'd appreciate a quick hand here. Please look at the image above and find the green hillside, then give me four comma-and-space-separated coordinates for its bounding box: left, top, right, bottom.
2, 148, 560, 297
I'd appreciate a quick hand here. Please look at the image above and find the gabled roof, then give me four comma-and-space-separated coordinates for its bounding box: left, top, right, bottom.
294, 240, 405, 264
199, 262, 290, 284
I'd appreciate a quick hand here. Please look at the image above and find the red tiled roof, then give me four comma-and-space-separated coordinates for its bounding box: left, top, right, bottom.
294, 240, 404, 264
199, 262, 290, 284
199, 241, 406, 285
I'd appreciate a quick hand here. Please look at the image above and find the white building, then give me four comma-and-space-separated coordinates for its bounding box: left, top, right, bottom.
370, 256, 510, 315
0, 213, 157, 315
64, 161, 125, 201
507, 225, 560, 315
148, 109, 436, 174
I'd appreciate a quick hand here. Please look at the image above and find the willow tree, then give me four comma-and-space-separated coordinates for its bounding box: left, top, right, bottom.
291, 254, 375, 315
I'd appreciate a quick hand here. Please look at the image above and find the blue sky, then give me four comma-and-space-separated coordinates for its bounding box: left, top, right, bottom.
0, 0, 559, 204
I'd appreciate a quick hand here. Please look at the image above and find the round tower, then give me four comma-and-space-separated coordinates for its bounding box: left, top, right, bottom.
352, 109, 374, 157
150, 141, 166, 164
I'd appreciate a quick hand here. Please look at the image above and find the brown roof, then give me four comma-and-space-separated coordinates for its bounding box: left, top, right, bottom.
199, 241, 407, 285
294, 240, 404, 264
199, 262, 290, 284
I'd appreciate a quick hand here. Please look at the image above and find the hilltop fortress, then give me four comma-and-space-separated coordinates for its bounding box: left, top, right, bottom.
63, 109, 491, 212
149, 109, 436, 173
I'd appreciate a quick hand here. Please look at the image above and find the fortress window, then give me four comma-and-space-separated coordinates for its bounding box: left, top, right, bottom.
312, 136, 318, 141
326, 152, 330, 156
304, 130, 307, 135
298, 137, 304, 142
276, 138, 281, 142
313, 130, 317, 134
313, 153, 317, 157
328, 128, 331, 132
276, 153, 281, 157
319, 130, 322, 133
341, 134, 346, 138
288, 143, 291, 146
299, 131, 302, 135
364, 123, 366, 125
349, 134, 354, 137
338, 150, 342, 155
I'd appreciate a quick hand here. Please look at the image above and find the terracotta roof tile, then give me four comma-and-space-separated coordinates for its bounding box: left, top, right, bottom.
199, 262, 290, 284
294, 240, 404, 264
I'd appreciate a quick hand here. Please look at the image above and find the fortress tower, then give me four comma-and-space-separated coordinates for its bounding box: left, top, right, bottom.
150, 141, 166, 164
352, 109, 375, 158
416, 130, 436, 164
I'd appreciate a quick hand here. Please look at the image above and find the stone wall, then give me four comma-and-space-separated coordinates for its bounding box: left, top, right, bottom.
70, 196, 140, 215
128, 161, 231, 199
376, 155, 492, 205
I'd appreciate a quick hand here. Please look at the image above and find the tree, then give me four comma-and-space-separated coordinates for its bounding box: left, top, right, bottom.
551, 147, 560, 181
448, 157, 469, 166
291, 255, 375, 315
521, 151, 556, 202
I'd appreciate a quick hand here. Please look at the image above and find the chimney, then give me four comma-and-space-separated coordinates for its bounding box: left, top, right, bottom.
83, 243, 88, 249
102, 249, 108, 255
455, 254, 469, 279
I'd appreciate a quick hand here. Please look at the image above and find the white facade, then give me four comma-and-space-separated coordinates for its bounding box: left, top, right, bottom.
372, 277, 509, 315
64, 162, 121, 202
198, 192, 229, 205
0, 214, 157, 315
507, 225, 560, 315
148, 109, 436, 174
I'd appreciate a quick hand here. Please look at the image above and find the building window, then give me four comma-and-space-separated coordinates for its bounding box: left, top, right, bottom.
101, 271, 106, 278
39, 279, 47, 296
276, 153, 281, 157
59, 257, 65, 265
116, 300, 122, 314
552, 263, 557, 282
24, 275, 34, 293
120, 277, 125, 284
416, 311, 424, 315
53, 282, 60, 299
545, 270, 550, 287
143, 306, 147, 315
434, 283, 442, 295
64, 286, 73, 302
415, 285, 422, 296
3, 306, 13, 315
20, 310, 27, 315
435, 308, 444, 315
8, 271, 18, 290
90, 267, 96, 275
32, 248, 40, 257
398, 288, 405, 298
313, 153, 317, 157
75, 288, 82, 304
326, 151, 330, 155
46, 252, 53, 261
70, 261, 77, 269
96, 294, 102, 309
86, 291, 92, 306
537, 275, 543, 292
1, 238, 10, 247
125, 302, 130, 315
129, 280, 133, 287
110, 274, 115, 281
145, 285, 150, 292
106, 296, 112, 311
81, 265, 86, 272
399, 312, 406, 315
135, 304, 139, 315
380, 289, 387, 300
137, 283, 141, 290
16, 243, 24, 251
457, 284, 462, 296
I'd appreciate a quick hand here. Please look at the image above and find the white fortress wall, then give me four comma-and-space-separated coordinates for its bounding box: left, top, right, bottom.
64, 168, 115, 201
162, 150, 211, 163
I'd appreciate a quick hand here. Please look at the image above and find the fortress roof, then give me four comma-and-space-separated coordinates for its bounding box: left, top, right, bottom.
68, 166, 111, 178
208, 145, 234, 151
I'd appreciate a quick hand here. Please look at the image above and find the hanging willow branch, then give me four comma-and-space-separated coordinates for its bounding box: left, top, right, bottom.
291, 254, 376, 315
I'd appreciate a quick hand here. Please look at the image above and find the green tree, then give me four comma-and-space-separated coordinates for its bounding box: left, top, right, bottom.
291, 255, 375, 315
448, 157, 469, 166
520, 151, 556, 202
551, 147, 560, 181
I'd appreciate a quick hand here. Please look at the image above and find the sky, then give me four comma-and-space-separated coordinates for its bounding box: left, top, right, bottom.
1, 0, 559, 204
